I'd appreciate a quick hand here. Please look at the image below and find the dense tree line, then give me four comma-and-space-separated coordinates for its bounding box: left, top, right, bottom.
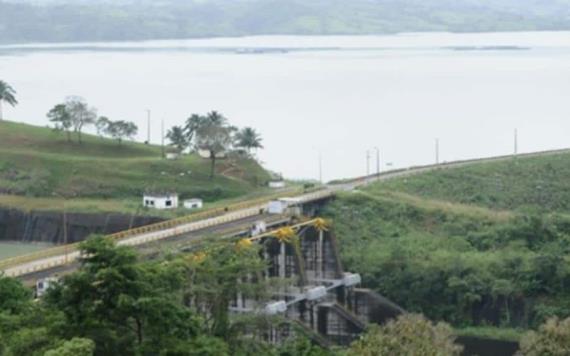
1, 1, 570, 44
0, 236, 328, 355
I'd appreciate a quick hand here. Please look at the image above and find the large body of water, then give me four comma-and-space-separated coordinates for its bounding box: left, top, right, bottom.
1, 32, 569, 181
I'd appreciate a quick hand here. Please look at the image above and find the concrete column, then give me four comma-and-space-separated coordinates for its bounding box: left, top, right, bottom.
279, 242, 286, 278
318, 230, 324, 278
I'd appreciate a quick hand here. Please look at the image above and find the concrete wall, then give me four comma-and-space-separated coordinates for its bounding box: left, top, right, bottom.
0, 207, 164, 244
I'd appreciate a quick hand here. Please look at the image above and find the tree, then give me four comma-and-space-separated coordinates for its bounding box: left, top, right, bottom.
105, 120, 138, 145
184, 114, 207, 149
0, 80, 17, 120
0, 276, 32, 314
518, 317, 570, 356
167, 125, 188, 152
44, 236, 200, 355
195, 120, 233, 179
65, 96, 97, 144
47, 104, 73, 142
235, 127, 263, 154
95, 116, 110, 138
205, 111, 227, 126
44, 338, 95, 356
348, 314, 463, 356
181, 240, 271, 346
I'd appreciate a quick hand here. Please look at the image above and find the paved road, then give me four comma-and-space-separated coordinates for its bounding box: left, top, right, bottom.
5, 147, 570, 280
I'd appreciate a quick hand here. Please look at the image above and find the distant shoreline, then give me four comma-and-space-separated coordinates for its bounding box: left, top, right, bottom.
0, 29, 569, 48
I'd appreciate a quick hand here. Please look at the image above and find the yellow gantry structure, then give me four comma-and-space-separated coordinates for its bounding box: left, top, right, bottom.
245, 218, 329, 245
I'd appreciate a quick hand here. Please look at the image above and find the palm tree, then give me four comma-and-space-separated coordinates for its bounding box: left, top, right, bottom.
235, 127, 263, 154
184, 114, 206, 149
166, 125, 188, 152
0, 81, 18, 120
206, 111, 227, 126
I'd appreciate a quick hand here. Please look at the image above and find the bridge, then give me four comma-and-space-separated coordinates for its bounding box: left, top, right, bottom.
1, 148, 568, 345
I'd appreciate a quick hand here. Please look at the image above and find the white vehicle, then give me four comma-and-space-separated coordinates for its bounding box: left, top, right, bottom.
251, 221, 267, 236
267, 197, 302, 215
36, 277, 59, 297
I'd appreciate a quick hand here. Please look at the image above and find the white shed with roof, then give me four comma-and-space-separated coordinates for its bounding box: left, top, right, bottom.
143, 192, 179, 209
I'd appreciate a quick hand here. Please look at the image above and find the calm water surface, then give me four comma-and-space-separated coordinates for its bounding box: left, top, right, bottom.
1, 32, 569, 181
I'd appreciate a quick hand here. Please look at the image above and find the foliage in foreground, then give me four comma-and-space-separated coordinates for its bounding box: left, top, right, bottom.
518, 317, 570, 356
347, 314, 462, 356
0, 235, 327, 356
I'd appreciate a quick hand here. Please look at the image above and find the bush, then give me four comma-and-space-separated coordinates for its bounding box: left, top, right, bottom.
348, 314, 462, 356
518, 317, 570, 356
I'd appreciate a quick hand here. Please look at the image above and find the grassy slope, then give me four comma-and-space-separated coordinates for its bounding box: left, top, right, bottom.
0, 120, 271, 215
325, 152, 570, 339
382, 153, 570, 213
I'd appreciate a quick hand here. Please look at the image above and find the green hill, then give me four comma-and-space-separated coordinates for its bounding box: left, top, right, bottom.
383, 153, 570, 213
1, 0, 570, 44
0, 120, 271, 215
325, 152, 570, 340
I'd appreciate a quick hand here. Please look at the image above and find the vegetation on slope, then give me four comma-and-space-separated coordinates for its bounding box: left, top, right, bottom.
1, 0, 570, 44
324, 153, 570, 337
383, 153, 570, 213
0, 120, 270, 213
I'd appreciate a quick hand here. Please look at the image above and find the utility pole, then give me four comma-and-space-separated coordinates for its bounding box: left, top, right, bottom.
63, 201, 68, 264
374, 147, 380, 176
318, 152, 323, 184
161, 119, 165, 158
514, 128, 518, 156
435, 138, 440, 165
146, 109, 151, 144
366, 150, 371, 176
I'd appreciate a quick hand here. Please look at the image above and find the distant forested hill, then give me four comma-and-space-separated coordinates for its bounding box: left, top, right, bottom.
1, 0, 570, 43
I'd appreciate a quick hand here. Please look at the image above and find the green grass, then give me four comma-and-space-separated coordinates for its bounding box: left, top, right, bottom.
381, 153, 570, 213
456, 326, 523, 342
0, 242, 53, 260
0, 120, 271, 214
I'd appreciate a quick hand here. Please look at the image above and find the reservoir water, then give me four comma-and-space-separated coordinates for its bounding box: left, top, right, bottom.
1, 32, 569, 181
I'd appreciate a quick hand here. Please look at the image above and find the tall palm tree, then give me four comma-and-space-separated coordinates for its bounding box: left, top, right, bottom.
0, 81, 18, 120
235, 127, 263, 154
206, 111, 227, 126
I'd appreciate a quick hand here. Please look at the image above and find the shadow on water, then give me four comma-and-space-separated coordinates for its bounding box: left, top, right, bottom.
458, 336, 519, 356
361, 290, 519, 356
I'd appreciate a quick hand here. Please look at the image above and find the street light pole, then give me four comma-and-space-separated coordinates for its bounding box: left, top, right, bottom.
435, 138, 440, 165
514, 128, 518, 156
161, 119, 165, 158
318, 152, 323, 184
366, 150, 371, 176
146, 109, 151, 144
374, 147, 380, 176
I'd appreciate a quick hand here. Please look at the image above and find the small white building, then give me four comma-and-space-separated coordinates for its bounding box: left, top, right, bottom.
269, 180, 286, 189
184, 198, 203, 210
143, 192, 179, 210
166, 152, 180, 160
198, 149, 226, 159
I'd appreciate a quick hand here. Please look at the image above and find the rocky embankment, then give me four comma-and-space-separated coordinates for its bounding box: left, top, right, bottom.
0, 207, 164, 244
